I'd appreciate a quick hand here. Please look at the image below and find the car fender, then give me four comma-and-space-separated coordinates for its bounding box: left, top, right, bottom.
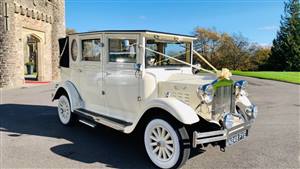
124, 98, 200, 133
142, 98, 199, 124
52, 81, 83, 111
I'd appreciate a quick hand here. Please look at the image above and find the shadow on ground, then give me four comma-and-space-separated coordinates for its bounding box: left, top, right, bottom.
0, 104, 204, 169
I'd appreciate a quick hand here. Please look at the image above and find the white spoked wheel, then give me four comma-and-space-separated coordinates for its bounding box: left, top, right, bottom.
144, 118, 189, 169
58, 95, 72, 125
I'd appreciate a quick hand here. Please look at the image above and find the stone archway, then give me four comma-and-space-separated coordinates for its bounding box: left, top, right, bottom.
21, 28, 46, 82
24, 34, 40, 80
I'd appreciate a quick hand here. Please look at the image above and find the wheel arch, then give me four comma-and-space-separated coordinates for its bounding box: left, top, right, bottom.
52, 81, 82, 111
136, 107, 183, 130
127, 98, 200, 134
52, 87, 69, 100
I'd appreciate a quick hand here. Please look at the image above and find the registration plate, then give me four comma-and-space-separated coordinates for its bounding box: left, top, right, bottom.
227, 130, 248, 145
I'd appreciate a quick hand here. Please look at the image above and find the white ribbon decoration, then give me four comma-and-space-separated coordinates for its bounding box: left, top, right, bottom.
192, 49, 219, 73
140, 44, 232, 80
143, 46, 216, 75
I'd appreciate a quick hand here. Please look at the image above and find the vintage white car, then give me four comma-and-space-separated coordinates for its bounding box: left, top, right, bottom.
52, 30, 257, 169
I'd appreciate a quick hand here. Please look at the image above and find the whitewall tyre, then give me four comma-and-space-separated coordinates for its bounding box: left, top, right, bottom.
57, 95, 75, 126
144, 118, 190, 169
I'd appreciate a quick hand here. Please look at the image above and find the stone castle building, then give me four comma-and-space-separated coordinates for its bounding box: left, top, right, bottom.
0, 0, 65, 88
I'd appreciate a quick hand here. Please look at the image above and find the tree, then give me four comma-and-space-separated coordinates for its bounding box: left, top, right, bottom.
193, 27, 269, 71
249, 45, 271, 70
267, 0, 300, 71
193, 28, 222, 67
66, 28, 76, 35
217, 33, 252, 70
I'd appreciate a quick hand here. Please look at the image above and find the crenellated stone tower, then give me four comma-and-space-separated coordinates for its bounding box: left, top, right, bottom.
0, 0, 65, 88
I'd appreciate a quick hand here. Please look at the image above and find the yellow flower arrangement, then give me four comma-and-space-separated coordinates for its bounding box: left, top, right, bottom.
217, 68, 232, 80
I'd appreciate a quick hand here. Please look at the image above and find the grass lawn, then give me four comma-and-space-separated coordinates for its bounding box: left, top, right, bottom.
232, 71, 300, 84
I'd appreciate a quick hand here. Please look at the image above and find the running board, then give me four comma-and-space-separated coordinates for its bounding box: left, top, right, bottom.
74, 108, 133, 131
78, 119, 97, 128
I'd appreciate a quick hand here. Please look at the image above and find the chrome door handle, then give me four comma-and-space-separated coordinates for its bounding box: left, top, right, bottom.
105, 72, 111, 76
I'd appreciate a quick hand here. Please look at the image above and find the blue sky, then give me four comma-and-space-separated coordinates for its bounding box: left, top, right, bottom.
66, 0, 285, 45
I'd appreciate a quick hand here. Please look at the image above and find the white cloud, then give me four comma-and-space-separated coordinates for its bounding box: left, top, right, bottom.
258, 26, 278, 31
138, 15, 146, 20
259, 43, 272, 47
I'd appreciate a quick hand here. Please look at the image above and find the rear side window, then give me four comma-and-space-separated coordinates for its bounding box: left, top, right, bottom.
59, 37, 69, 68
81, 39, 102, 61
109, 39, 136, 63
71, 39, 78, 61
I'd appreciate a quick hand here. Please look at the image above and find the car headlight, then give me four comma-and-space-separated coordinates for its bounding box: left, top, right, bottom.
197, 84, 214, 104
235, 80, 248, 89
224, 113, 234, 129
234, 80, 248, 95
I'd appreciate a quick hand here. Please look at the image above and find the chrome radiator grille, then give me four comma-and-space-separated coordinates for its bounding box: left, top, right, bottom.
212, 85, 234, 119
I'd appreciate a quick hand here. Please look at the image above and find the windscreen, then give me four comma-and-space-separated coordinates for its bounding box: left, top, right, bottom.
145, 39, 191, 68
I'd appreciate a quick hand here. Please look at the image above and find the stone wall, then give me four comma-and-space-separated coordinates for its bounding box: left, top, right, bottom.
0, 0, 18, 87
0, 0, 65, 88
51, 0, 65, 81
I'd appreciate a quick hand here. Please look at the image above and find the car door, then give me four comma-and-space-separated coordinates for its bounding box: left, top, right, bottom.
103, 34, 141, 122
79, 35, 106, 113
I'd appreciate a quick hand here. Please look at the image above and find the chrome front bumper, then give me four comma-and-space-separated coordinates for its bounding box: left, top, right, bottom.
192, 120, 253, 148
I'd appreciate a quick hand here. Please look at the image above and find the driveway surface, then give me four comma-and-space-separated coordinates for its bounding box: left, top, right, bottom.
0, 76, 299, 169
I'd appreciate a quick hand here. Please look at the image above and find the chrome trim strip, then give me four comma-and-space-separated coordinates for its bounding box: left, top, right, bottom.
75, 109, 129, 131
229, 121, 251, 132
78, 119, 96, 128
195, 135, 227, 145
195, 130, 226, 138
193, 121, 252, 148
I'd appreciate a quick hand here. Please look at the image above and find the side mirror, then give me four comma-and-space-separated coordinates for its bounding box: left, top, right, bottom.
134, 63, 142, 72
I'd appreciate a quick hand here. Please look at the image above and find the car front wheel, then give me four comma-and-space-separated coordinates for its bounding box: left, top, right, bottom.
144, 118, 190, 169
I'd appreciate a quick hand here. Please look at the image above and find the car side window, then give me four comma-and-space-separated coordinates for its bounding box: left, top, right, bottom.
109, 39, 136, 63
82, 39, 102, 61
